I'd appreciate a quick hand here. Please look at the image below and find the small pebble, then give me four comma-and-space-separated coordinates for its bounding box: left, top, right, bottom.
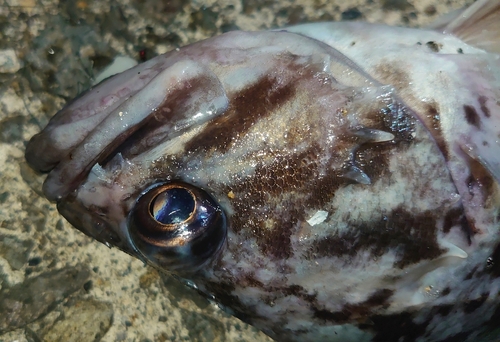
0, 49, 22, 73
342, 8, 362, 20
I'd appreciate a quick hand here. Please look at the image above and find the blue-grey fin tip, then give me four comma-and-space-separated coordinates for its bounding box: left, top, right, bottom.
352, 127, 395, 143
343, 165, 371, 185
429, 0, 500, 54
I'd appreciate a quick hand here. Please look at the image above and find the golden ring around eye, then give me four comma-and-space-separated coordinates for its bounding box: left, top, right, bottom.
128, 181, 227, 275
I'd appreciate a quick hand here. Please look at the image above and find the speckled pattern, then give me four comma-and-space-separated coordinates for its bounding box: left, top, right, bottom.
0, 0, 475, 341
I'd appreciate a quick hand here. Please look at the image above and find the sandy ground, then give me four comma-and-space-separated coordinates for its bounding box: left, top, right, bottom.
0, 0, 473, 341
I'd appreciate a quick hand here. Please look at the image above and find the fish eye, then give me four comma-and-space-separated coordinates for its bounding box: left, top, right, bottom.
128, 181, 227, 275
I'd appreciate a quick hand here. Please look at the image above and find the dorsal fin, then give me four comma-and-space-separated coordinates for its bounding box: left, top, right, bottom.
431, 0, 500, 54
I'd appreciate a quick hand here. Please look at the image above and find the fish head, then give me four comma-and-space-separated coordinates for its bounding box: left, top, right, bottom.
25, 30, 419, 273
25, 22, 500, 341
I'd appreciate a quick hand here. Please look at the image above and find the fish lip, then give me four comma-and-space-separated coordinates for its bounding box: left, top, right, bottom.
24, 56, 175, 195
56, 194, 140, 256
27, 28, 381, 202
25, 131, 58, 174
32, 58, 229, 202
25, 65, 176, 201
24, 80, 110, 170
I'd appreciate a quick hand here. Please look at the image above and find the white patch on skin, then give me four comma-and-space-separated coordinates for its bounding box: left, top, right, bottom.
222, 67, 267, 91
307, 210, 328, 226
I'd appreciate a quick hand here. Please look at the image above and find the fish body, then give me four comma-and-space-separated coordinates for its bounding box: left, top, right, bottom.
26, 1, 500, 341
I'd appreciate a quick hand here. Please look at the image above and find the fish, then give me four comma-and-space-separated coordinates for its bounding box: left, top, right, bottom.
25, 0, 500, 341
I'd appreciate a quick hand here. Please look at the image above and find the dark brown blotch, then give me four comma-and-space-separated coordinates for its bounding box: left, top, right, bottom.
250, 145, 322, 197
463, 104, 481, 128
304, 171, 349, 209
374, 63, 410, 87
364, 289, 394, 306
370, 302, 459, 341
313, 289, 394, 323
240, 274, 265, 288
371, 311, 426, 342
307, 207, 445, 268
426, 41, 442, 52
313, 308, 347, 322
426, 102, 439, 121
228, 198, 296, 260
487, 301, 500, 330
371, 302, 470, 342
435, 303, 454, 317
443, 207, 461, 234
354, 140, 403, 187
185, 75, 295, 154
358, 100, 415, 178
478, 96, 491, 118
487, 242, 500, 278
424, 101, 449, 160
220, 93, 416, 260
440, 332, 472, 342
257, 216, 296, 259
227, 145, 324, 259
464, 266, 479, 280
467, 156, 496, 208
463, 292, 489, 313
443, 206, 471, 244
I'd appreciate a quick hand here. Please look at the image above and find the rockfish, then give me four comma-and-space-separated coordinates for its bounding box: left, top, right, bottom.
25, 0, 500, 340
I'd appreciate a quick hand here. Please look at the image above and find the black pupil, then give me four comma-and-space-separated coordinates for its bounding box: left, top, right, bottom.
151, 188, 195, 224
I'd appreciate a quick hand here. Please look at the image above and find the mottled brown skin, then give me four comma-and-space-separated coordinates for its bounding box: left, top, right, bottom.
25, 5, 500, 341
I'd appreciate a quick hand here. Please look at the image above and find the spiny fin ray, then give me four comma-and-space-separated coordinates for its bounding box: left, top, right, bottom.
343, 165, 371, 185
352, 127, 395, 143
434, 0, 500, 54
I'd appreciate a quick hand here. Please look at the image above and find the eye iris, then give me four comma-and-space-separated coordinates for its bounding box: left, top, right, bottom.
151, 188, 195, 225
129, 181, 227, 275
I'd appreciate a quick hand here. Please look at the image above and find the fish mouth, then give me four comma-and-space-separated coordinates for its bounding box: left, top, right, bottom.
25, 57, 228, 202
25, 56, 167, 174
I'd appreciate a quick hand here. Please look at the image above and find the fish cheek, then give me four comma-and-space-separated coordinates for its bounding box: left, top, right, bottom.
57, 195, 130, 253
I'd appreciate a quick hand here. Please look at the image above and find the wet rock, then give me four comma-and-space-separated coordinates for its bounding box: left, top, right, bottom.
41, 299, 113, 342
241, 0, 275, 15
182, 309, 227, 342
0, 234, 34, 270
0, 49, 22, 73
189, 7, 219, 32
382, 0, 413, 11
0, 266, 91, 333
424, 5, 437, 16
342, 8, 363, 20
